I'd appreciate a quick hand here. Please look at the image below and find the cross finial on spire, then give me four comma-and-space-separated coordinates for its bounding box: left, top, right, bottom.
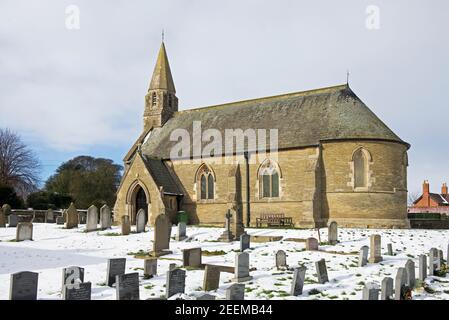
346, 69, 350, 85
162, 29, 165, 42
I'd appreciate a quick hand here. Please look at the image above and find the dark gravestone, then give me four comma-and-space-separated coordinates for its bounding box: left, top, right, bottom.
10, 271, 38, 300
61, 266, 85, 292
63, 282, 91, 300
226, 283, 245, 300
429, 248, 439, 276
106, 258, 126, 287
203, 264, 221, 291
240, 233, 250, 252
291, 266, 307, 296
116, 273, 140, 300
56, 216, 65, 225
315, 259, 329, 284
387, 243, 393, 256
166, 269, 186, 298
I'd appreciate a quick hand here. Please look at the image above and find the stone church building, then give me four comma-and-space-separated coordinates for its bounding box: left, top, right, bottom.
114, 42, 411, 229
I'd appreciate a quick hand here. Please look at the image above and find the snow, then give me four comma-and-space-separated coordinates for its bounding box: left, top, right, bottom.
0, 224, 448, 300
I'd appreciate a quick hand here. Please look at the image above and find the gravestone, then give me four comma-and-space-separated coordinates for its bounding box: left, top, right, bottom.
362, 282, 380, 300
394, 267, 408, 300
429, 248, 439, 276
63, 282, 91, 300
169, 263, 177, 271
65, 203, 79, 229
136, 209, 146, 233
116, 273, 140, 300
368, 234, 382, 263
328, 221, 338, 245
381, 277, 393, 300
121, 215, 131, 235
438, 250, 444, 265
176, 222, 187, 241
233, 252, 252, 282
8, 213, 18, 227
387, 243, 393, 256
3, 204, 12, 222
16, 222, 33, 241
290, 266, 307, 296
152, 214, 171, 256
418, 254, 427, 281
106, 258, 126, 287
196, 293, 216, 300
203, 264, 221, 291
78, 211, 87, 224
358, 246, 369, 267
86, 205, 98, 232
56, 216, 65, 225
166, 268, 186, 298
447, 243, 449, 264
275, 250, 287, 269
306, 237, 319, 251
9, 271, 38, 300
45, 209, 55, 223
61, 266, 85, 292
405, 259, 415, 288
144, 258, 157, 278
240, 233, 250, 252
226, 283, 245, 300
315, 259, 329, 284
182, 247, 202, 268
217, 210, 234, 242
100, 204, 112, 230
0, 207, 5, 227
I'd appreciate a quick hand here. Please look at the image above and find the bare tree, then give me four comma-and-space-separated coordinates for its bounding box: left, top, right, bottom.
0, 128, 41, 197
407, 190, 421, 206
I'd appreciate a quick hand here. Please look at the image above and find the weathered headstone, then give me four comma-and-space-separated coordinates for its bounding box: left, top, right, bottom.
196, 293, 216, 300
116, 273, 140, 300
144, 258, 157, 279
306, 237, 319, 251
2, 204, 12, 216
135, 209, 146, 233
315, 259, 329, 284
0, 207, 5, 227
9, 271, 38, 300
121, 215, 131, 235
275, 250, 287, 269
63, 282, 91, 300
429, 248, 439, 276
65, 203, 79, 229
106, 258, 126, 287
100, 204, 112, 230
166, 268, 186, 298
152, 214, 171, 256
86, 205, 98, 232
233, 252, 252, 282
217, 210, 234, 242
203, 264, 221, 291
182, 247, 202, 268
405, 259, 415, 288
291, 266, 307, 296
61, 266, 85, 292
368, 234, 382, 263
240, 233, 250, 252
328, 221, 338, 245
56, 216, 65, 225
387, 243, 393, 256
438, 249, 444, 265
362, 282, 380, 300
381, 277, 393, 300
226, 283, 245, 300
394, 267, 408, 300
8, 213, 18, 227
169, 263, 177, 271
358, 246, 369, 267
16, 222, 33, 241
418, 254, 427, 281
45, 209, 55, 223
176, 222, 187, 241
78, 211, 87, 224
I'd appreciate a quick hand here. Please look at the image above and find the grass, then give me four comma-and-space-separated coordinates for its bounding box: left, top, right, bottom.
308, 289, 322, 295
103, 232, 121, 237
202, 250, 226, 256
144, 284, 155, 290
127, 249, 150, 258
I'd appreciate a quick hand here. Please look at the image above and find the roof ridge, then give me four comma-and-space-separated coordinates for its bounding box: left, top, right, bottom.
175, 83, 349, 114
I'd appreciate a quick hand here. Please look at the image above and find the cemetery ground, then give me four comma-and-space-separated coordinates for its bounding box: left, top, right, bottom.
0, 223, 448, 300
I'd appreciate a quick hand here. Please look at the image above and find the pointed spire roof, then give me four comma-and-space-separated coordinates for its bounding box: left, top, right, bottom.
149, 42, 176, 93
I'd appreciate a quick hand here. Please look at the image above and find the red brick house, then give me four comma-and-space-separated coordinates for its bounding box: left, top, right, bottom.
408, 180, 449, 214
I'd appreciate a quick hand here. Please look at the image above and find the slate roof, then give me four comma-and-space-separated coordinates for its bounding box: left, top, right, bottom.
141, 84, 409, 159
142, 155, 183, 195
413, 193, 449, 206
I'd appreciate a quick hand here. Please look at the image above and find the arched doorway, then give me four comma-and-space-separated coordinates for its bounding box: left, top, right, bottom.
127, 181, 150, 225
135, 186, 148, 224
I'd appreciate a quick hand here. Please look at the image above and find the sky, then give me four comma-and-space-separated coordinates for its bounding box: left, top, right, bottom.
0, 0, 448, 195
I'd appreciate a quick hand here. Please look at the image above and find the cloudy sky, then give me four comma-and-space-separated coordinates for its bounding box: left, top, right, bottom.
1, 0, 448, 195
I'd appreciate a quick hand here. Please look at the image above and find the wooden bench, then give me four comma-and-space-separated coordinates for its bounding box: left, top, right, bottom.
255, 213, 293, 228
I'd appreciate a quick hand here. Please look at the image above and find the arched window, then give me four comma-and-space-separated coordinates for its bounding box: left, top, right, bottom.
168, 94, 172, 108
353, 148, 370, 188
197, 164, 215, 200
259, 159, 280, 198
152, 92, 157, 107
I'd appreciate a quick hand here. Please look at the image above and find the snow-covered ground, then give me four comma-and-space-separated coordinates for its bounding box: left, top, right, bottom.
0, 223, 448, 300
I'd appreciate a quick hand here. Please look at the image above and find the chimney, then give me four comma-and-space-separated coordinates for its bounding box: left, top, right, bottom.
442, 183, 448, 195
423, 180, 430, 195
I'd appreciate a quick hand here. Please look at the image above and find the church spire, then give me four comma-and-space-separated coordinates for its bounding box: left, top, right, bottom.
149, 42, 176, 93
